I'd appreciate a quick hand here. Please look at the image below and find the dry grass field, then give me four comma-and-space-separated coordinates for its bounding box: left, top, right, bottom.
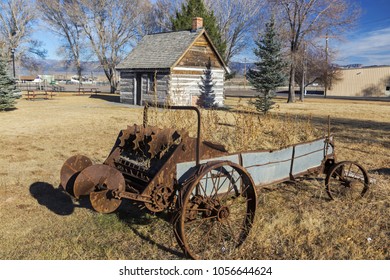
0, 93, 389, 260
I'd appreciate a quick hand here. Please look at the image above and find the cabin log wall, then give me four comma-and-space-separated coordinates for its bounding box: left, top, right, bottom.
119, 72, 135, 104
170, 67, 225, 106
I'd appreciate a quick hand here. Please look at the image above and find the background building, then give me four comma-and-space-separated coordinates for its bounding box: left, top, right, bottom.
328, 66, 390, 97
116, 18, 229, 106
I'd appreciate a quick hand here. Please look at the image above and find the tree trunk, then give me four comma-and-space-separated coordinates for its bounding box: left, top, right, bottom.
288, 63, 296, 103
287, 48, 297, 103
324, 78, 328, 98
102, 67, 117, 93
299, 74, 305, 102
110, 82, 116, 94
110, 70, 119, 94
77, 62, 82, 93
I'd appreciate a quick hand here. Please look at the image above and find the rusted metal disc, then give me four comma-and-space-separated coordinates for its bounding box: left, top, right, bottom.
60, 155, 92, 196
90, 190, 122, 214
74, 164, 125, 213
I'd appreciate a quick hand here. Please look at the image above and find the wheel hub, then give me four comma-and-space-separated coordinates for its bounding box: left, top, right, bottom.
342, 179, 356, 189
217, 206, 230, 221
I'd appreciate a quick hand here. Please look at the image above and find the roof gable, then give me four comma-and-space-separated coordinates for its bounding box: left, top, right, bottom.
174, 33, 223, 69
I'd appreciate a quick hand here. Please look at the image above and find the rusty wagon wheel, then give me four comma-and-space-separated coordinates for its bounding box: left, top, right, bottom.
74, 164, 125, 213
325, 161, 370, 200
175, 161, 257, 260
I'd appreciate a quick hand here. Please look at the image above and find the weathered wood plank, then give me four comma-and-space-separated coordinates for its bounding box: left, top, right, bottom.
171, 70, 204, 75
120, 72, 135, 79
177, 34, 223, 68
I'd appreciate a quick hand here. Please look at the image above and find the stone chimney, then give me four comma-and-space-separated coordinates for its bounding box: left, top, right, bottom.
192, 17, 203, 31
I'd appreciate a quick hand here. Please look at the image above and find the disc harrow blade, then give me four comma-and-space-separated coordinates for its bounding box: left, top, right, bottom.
148, 128, 176, 158
74, 164, 125, 213
74, 164, 124, 197
60, 155, 92, 196
90, 190, 122, 214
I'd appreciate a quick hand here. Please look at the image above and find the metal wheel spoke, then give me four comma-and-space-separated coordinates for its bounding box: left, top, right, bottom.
184, 215, 218, 225
215, 170, 231, 195
346, 162, 353, 178
183, 206, 216, 213
201, 222, 219, 258
198, 181, 207, 197
220, 171, 239, 202
224, 220, 238, 241
185, 216, 213, 242
211, 168, 223, 198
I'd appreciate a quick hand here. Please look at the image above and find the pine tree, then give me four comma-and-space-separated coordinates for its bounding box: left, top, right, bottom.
0, 56, 17, 111
198, 59, 215, 108
171, 0, 226, 59
247, 16, 286, 114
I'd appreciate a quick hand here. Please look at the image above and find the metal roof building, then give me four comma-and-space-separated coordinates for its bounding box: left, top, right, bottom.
328, 66, 390, 97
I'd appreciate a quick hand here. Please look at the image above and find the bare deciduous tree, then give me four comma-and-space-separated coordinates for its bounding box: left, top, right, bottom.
135, 1, 158, 37
295, 43, 342, 101
37, 0, 87, 84
205, 0, 265, 64
0, 0, 46, 73
270, 0, 360, 103
151, 0, 264, 64
74, 0, 149, 93
152, 0, 183, 32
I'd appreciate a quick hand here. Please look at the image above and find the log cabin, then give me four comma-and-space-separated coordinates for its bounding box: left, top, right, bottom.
116, 17, 230, 107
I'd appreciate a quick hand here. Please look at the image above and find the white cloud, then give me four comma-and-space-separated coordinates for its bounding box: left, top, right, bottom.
335, 27, 390, 65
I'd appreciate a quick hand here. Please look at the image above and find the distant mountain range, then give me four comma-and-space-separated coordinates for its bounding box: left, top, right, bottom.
20, 59, 388, 77
20, 59, 105, 77
22, 59, 252, 77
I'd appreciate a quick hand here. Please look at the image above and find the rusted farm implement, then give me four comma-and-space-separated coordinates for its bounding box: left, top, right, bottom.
60, 106, 370, 259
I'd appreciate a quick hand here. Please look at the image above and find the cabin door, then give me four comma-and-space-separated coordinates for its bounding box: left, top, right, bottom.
136, 74, 142, 106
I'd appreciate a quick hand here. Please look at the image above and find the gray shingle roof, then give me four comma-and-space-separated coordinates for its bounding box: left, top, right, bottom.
116, 30, 203, 70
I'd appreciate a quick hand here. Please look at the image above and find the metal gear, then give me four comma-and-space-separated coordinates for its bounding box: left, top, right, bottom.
145, 184, 174, 212
185, 195, 203, 221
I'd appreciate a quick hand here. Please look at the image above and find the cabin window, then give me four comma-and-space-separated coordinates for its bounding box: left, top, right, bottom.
386, 86, 390, 91
147, 73, 155, 93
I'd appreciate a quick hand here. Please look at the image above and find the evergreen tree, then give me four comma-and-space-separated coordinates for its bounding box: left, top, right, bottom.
247, 16, 286, 114
171, 0, 226, 59
0, 56, 17, 111
198, 59, 215, 108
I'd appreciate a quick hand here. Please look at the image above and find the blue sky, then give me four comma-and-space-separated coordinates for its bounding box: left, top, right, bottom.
333, 0, 390, 65
35, 0, 390, 66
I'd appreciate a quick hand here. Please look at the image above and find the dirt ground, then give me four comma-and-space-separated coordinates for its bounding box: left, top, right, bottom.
0, 93, 389, 259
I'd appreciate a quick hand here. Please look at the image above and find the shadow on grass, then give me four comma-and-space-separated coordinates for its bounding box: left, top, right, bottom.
89, 94, 120, 103
29, 181, 184, 258
370, 168, 390, 175
29, 182, 92, 215
116, 206, 185, 258
259, 177, 331, 202
1, 107, 17, 112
